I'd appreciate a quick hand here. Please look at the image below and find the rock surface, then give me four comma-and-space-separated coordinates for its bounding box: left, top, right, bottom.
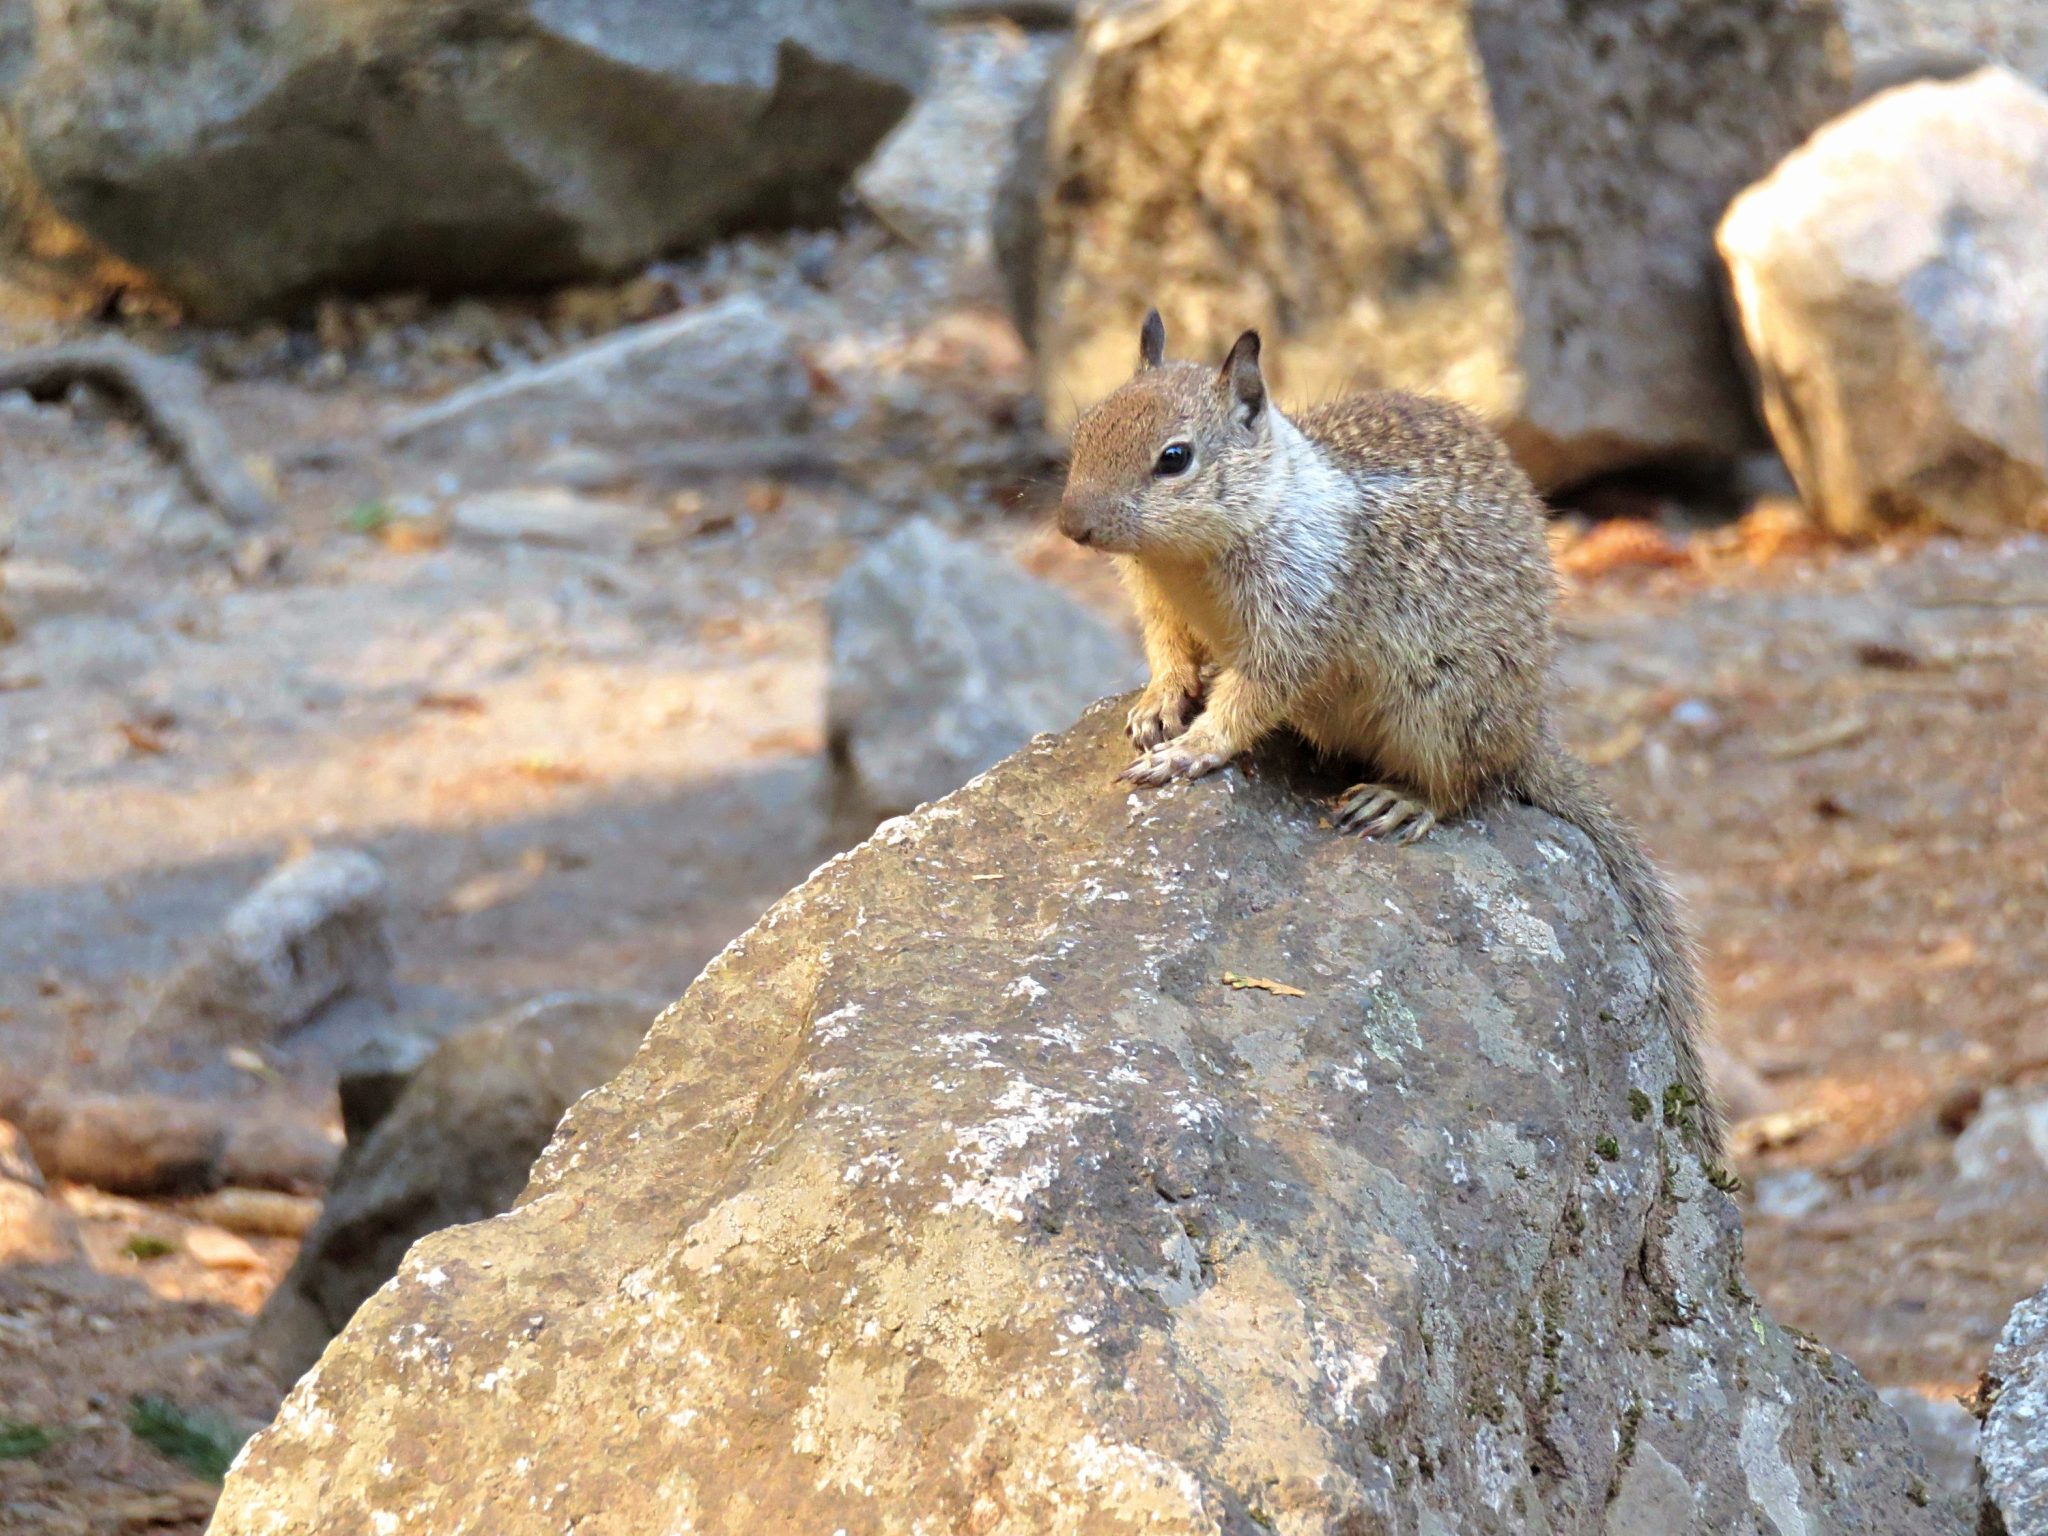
1719, 67, 2048, 537
5, 0, 927, 320
1981, 1281, 2048, 1534
251, 994, 654, 1383
381, 293, 811, 476
0, 1116, 81, 1265
140, 848, 393, 1060
826, 517, 1139, 820
997, 0, 1857, 486
213, 704, 1951, 1534
857, 23, 1065, 260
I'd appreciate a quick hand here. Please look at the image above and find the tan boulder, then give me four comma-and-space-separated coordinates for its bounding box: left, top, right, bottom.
1719, 67, 2048, 536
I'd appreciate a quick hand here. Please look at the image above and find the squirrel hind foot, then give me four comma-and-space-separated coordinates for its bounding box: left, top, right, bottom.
1335, 783, 1437, 844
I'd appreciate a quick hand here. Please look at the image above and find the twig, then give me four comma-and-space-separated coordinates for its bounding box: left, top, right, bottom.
0, 339, 276, 525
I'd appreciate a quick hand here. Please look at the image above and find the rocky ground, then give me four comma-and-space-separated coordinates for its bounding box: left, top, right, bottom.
1, 18, 2043, 1532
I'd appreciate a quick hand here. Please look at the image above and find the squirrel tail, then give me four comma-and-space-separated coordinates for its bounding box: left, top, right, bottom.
1511, 737, 1725, 1156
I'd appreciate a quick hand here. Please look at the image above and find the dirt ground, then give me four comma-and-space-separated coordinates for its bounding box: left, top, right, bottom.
5, 69, 2046, 1534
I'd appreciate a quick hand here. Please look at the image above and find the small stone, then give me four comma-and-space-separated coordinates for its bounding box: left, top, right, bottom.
185, 1224, 264, 1271
1951, 1087, 2048, 1184
1752, 1168, 1831, 1221
150, 507, 230, 558
450, 488, 662, 556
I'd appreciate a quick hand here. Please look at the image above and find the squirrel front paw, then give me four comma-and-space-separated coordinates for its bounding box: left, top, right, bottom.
1117, 727, 1235, 786
1125, 682, 1202, 751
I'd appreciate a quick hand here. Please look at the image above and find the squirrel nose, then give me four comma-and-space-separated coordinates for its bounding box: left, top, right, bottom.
1057, 497, 1098, 546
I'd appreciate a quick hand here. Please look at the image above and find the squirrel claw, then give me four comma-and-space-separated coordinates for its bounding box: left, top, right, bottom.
1119, 738, 1231, 786
1125, 688, 1200, 751
1336, 783, 1436, 843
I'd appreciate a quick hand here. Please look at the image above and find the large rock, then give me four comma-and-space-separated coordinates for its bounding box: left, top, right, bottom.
251, 994, 654, 1383
5, 0, 928, 319
826, 518, 1139, 820
1981, 1281, 2048, 1534
212, 704, 1952, 1534
999, 0, 1874, 487
1718, 67, 2048, 537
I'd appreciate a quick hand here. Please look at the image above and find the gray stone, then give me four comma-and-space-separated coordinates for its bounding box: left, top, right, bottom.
140, 848, 393, 1059
1951, 1087, 2048, 1186
213, 704, 1951, 1534
1981, 1282, 2048, 1534
251, 994, 654, 1384
1719, 67, 2048, 536
6, 0, 929, 319
1838, 0, 2048, 97
826, 518, 1139, 819
997, 0, 1864, 488
382, 294, 811, 467
1879, 1389, 1979, 1498
450, 487, 662, 556
336, 1032, 439, 1146
857, 24, 1064, 261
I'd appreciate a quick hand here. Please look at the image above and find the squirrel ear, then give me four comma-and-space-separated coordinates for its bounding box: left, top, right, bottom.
1220, 329, 1264, 427
1138, 308, 1167, 370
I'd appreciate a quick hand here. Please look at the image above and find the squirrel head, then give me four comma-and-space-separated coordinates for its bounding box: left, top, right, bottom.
1058, 309, 1270, 557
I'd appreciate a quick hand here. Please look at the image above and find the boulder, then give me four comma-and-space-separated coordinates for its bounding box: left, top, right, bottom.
856, 22, 1066, 262
997, 0, 1868, 487
1980, 1281, 2048, 1534
139, 848, 393, 1061
381, 293, 811, 473
212, 705, 1951, 1534
825, 518, 1139, 821
19, 1089, 225, 1197
5, 0, 928, 320
251, 994, 653, 1383
1718, 67, 2048, 537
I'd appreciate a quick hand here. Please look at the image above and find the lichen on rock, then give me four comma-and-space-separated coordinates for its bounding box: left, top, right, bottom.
210, 702, 1953, 1534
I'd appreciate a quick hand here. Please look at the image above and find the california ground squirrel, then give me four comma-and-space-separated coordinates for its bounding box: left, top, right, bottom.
1058, 310, 1721, 1153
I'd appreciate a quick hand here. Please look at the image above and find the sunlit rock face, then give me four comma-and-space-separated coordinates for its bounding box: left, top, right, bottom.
212, 702, 1950, 1535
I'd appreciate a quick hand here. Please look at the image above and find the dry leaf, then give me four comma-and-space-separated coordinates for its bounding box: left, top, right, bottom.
1557, 518, 1692, 579
417, 691, 485, 715
1222, 972, 1306, 998
118, 720, 170, 755
1765, 713, 1870, 760
513, 755, 591, 787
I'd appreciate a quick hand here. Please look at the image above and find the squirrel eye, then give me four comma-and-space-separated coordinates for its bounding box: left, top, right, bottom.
1154, 443, 1193, 477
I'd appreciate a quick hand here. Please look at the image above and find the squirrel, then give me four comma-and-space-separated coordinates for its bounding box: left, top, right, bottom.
1057, 310, 1722, 1154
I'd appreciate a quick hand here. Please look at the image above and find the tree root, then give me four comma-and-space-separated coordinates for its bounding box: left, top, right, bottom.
0, 338, 277, 526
